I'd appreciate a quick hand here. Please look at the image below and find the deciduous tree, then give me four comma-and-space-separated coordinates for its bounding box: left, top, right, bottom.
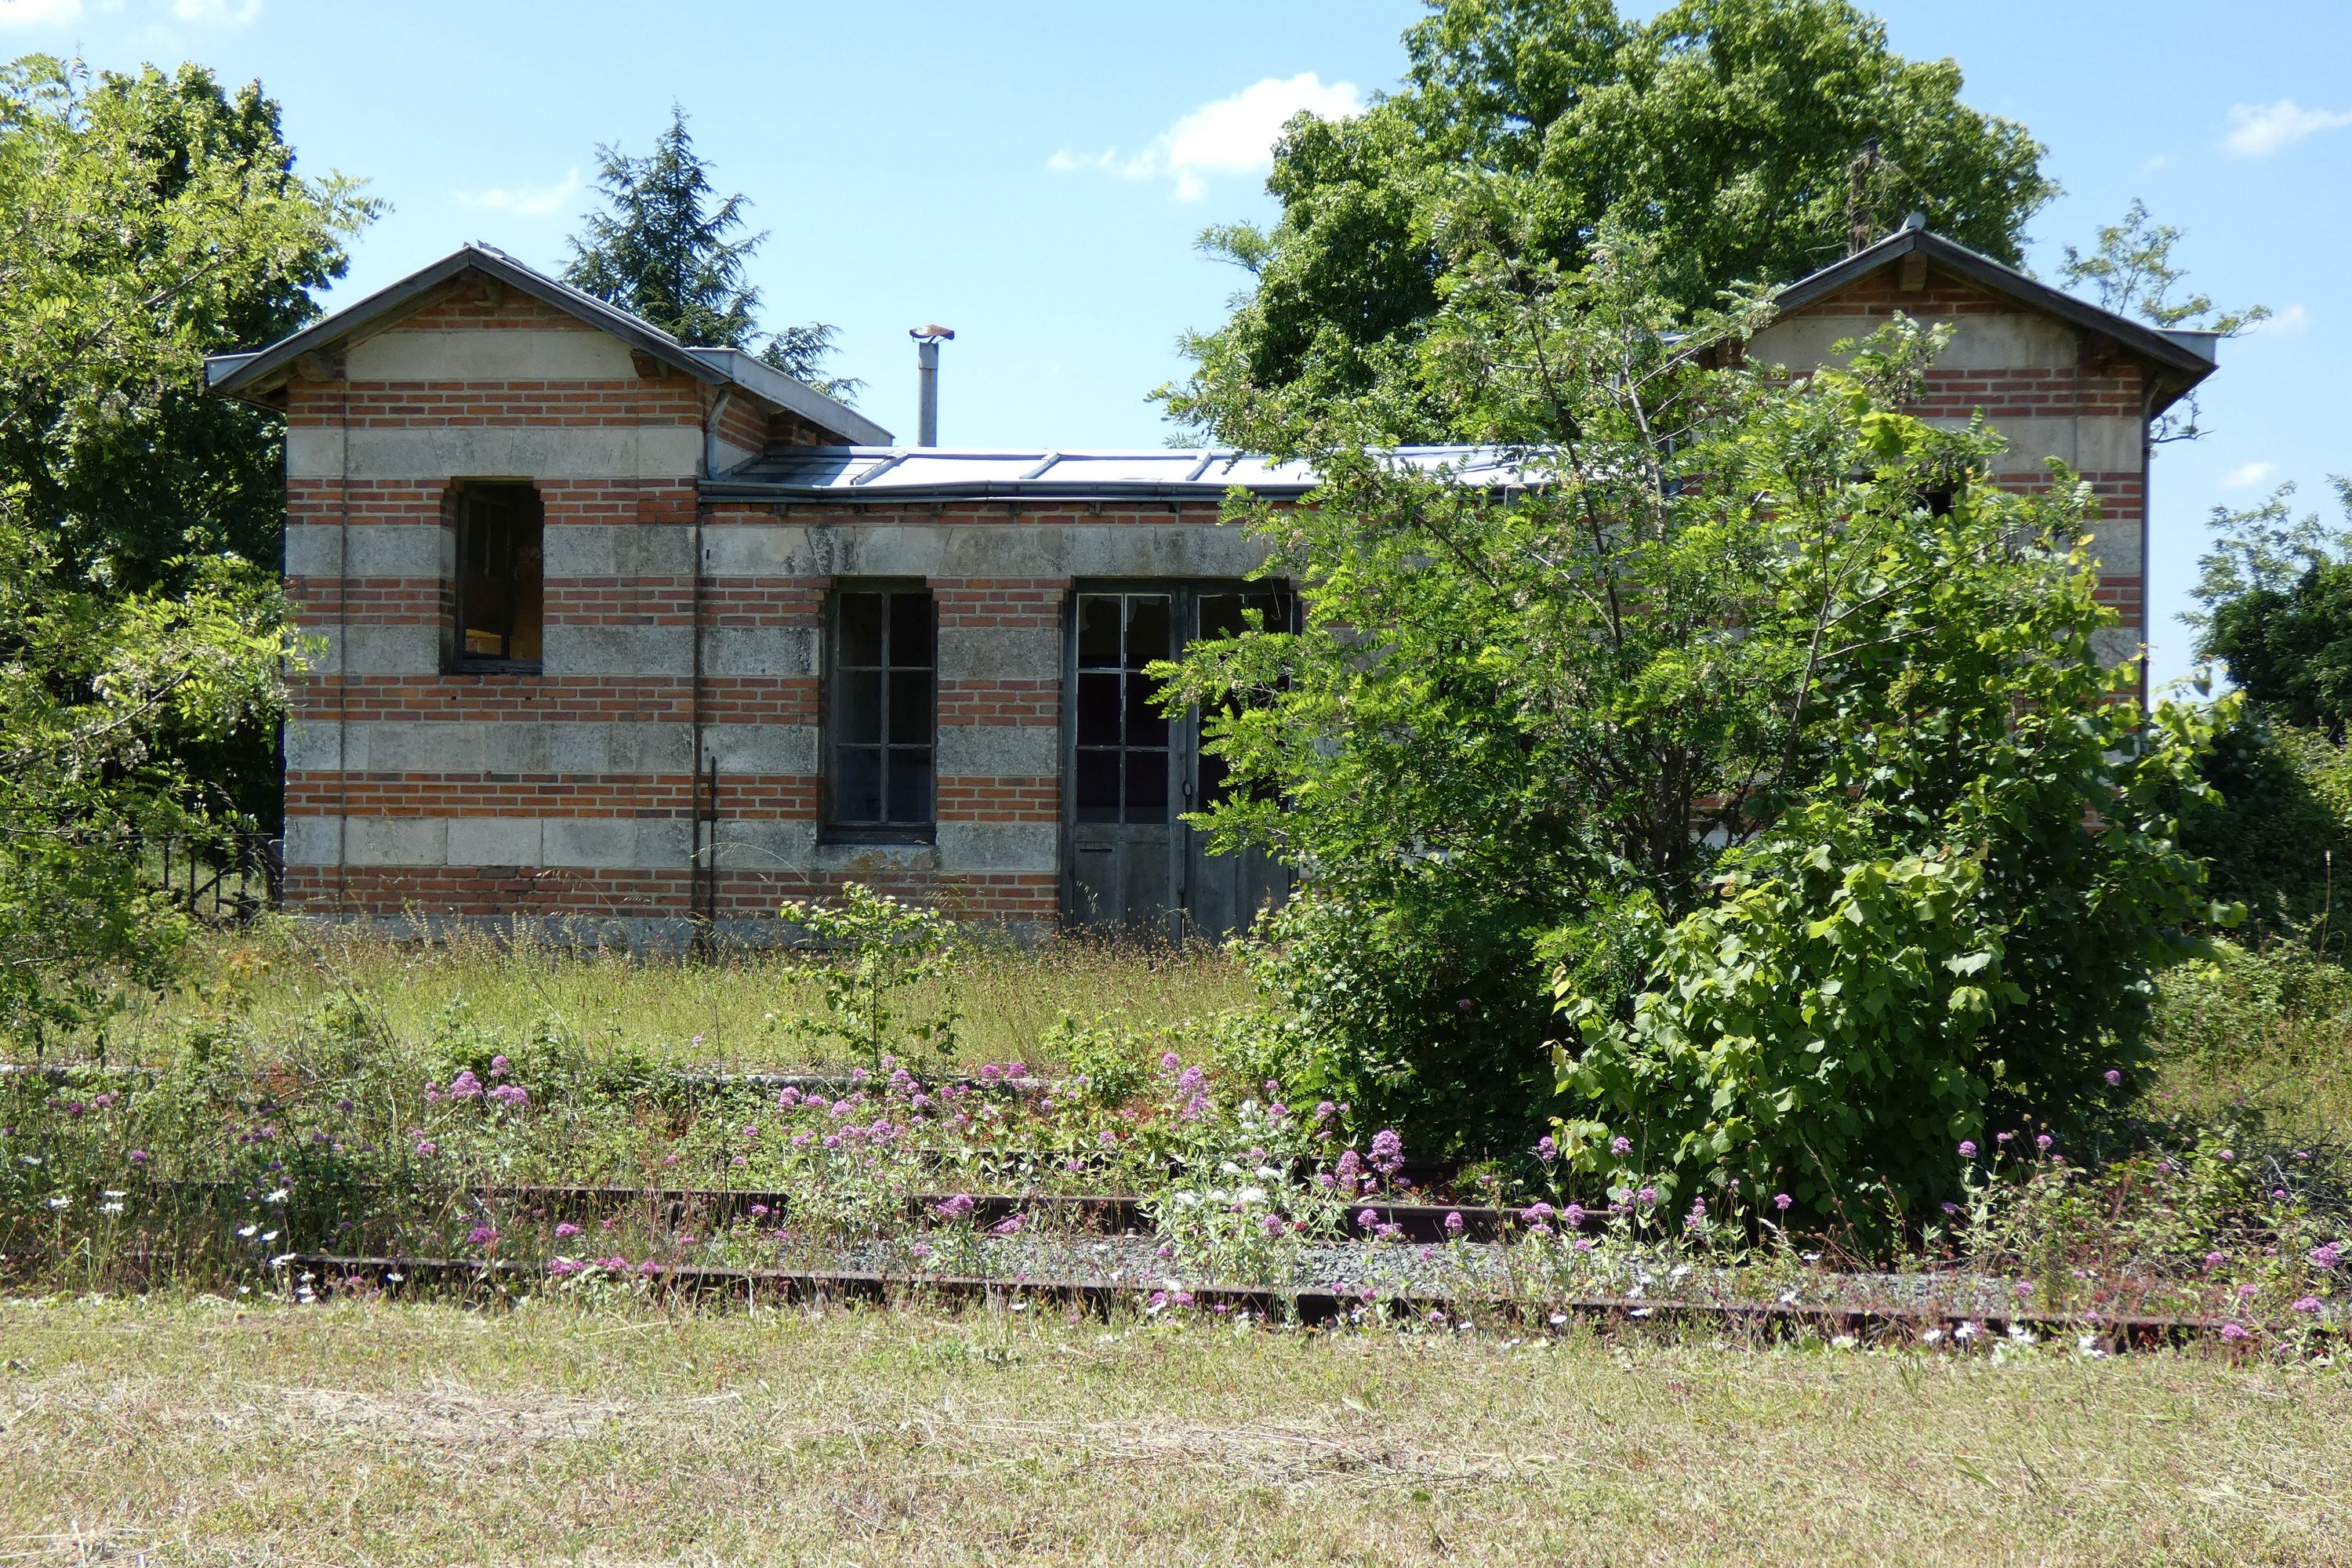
1164, 213, 2225, 1221
1163, 0, 2054, 443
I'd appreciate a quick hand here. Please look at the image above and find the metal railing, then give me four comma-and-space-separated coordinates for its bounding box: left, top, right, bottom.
147, 831, 281, 923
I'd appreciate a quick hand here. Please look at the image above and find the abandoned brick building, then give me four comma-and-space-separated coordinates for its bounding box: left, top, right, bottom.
205, 221, 2219, 943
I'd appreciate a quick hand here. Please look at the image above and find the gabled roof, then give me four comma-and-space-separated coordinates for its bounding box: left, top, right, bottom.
203, 242, 891, 445
1772, 221, 2220, 415
703, 445, 1530, 503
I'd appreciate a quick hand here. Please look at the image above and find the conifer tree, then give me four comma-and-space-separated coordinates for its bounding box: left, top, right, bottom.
565, 107, 856, 398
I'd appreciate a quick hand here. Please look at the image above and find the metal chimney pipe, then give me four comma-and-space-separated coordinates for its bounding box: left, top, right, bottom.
909, 325, 955, 447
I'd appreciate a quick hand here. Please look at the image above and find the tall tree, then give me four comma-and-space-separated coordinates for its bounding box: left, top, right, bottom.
2060, 198, 2267, 444
564, 107, 858, 400
0, 55, 372, 826
2191, 478, 2352, 737
0, 61, 358, 599
1163, 212, 2223, 1209
0, 54, 363, 1035
1163, 0, 2054, 445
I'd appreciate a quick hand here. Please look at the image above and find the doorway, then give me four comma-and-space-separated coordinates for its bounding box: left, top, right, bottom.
1063, 583, 1294, 938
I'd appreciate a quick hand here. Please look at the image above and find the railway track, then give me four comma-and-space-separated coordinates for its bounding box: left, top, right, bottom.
287, 1250, 2231, 1347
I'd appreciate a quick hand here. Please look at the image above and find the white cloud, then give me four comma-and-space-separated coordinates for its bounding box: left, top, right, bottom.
2248, 303, 2310, 336
1051, 73, 1365, 201
2138, 154, 2169, 175
2223, 99, 2352, 157
456, 168, 582, 219
172, 0, 260, 22
2223, 461, 2279, 489
0, 0, 83, 25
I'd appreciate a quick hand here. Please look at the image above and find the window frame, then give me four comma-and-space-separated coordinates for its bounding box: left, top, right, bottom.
821, 579, 938, 844
448, 479, 546, 675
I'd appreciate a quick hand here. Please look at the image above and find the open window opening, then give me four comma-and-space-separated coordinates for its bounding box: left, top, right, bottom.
453, 481, 544, 671
826, 586, 936, 840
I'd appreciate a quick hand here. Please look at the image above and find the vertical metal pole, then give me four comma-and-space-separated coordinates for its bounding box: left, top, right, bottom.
916, 338, 939, 448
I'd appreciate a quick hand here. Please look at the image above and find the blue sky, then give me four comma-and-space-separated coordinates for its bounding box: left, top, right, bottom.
9, 0, 2348, 691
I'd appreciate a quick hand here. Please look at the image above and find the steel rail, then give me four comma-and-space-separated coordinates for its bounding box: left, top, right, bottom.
287, 1251, 2236, 1347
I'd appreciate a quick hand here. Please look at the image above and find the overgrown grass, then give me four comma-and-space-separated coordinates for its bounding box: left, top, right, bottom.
74, 919, 1255, 1073
1, 1292, 2344, 1566
2148, 938, 2352, 1142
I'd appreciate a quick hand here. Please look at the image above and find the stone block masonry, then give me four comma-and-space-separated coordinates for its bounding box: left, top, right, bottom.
277, 279, 1091, 931
246, 234, 2198, 940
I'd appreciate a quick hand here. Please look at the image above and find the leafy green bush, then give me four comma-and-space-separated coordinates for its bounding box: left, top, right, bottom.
775, 884, 963, 1070
1039, 1011, 1154, 1109
1231, 894, 1559, 1157
2180, 717, 2352, 945
1166, 230, 2232, 1201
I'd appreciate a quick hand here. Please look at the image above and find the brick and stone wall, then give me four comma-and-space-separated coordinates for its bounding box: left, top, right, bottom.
1752, 263, 2149, 676
277, 256, 2162, 939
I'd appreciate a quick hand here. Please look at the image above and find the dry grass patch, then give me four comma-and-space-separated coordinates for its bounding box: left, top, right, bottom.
0, 1294, 2347, 1565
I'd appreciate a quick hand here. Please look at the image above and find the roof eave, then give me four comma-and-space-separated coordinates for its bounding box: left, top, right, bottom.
686, 348, 893, 446
202, 243, 883, 443
1771, 227, 2220, 412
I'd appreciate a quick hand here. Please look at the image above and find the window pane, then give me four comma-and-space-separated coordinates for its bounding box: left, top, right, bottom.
836, 749, 882, 822
1125, 594, 1171, 669
838, 593, 884, 666
1077, 594, 1121, 668
888, 592, 934, 668
887, 670, 931, 744
1076, 671, 1120, 747
457, 484, 543, 665
839, 671, 883, 744
1199, 746, 1232, 807
887, 748, 933, 823
1075, 750, 1120, 822
1198, 593, 1243, 641
1125, 671, 1167, 748
1124, 749, 1168, 822
506, 510, 544, 662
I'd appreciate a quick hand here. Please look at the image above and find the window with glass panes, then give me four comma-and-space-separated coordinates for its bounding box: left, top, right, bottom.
1192, 588, 1293, 806
452, 481, 544, 670
1073, 591, 1171, 823
827, 588, 935, 833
